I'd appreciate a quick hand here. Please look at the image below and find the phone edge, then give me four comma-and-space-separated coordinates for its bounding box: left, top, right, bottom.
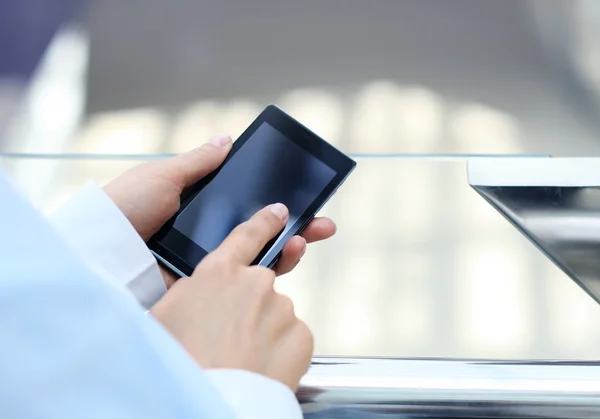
152, 250, 189, 278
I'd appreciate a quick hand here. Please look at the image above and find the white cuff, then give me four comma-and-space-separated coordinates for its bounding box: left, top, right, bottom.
48, 180, 167, 309
205, 369, 302, 419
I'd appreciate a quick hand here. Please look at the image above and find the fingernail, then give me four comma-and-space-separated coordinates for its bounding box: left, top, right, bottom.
299, 238, 307, 258
210, 134, 232, 147
270, 203, 289, 222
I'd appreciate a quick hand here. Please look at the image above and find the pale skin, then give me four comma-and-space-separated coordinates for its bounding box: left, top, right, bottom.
152, 203, 314, 390
104, 133, 337, 287
103, 134, 336, 389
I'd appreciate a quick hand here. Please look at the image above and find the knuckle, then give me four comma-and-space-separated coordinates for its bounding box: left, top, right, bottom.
253, 265, 276, 278
205, 251, 226, 266
202, 252, 235, 274
295, 320, 315, 355
276, 294, 296, 318
248, 266, 276, 294
234, 222, 264, 249
189, 144, 222, 169
191, 143, 214, 157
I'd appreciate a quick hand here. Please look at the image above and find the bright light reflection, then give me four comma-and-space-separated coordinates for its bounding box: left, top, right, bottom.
546, 263, 600, 351
350, 80, 444, 152
392, 86, 443, 152
72, 108, 167, 154
450, 103, 521, 154
388, 162, 434, 238
279, 88, 343, 146
170, 101, 220, 152
350, 80, 400, 152
7, 24, 88, 205
327, 253, 383, 353
336, 163, 384, 238
218, 100, 263, 140
389, 253, 433, 348
8, 24, 88, 153
455, 245, 531, 356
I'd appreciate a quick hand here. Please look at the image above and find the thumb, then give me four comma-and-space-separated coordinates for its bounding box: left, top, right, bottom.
170, 134, 232, 189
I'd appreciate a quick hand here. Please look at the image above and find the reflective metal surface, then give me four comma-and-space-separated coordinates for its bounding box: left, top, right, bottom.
301, 357, 600, 418
468, 158, 600, 306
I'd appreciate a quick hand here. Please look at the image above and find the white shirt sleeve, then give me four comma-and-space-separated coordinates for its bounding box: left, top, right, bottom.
205, 370, 303, 419
47, 179, 304, 418
48, 180, 167, 309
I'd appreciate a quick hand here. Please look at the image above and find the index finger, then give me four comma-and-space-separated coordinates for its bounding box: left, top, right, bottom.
213, 203, 289, 265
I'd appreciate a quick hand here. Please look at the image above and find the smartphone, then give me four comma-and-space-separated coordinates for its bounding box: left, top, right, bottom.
148, 105, 357, 277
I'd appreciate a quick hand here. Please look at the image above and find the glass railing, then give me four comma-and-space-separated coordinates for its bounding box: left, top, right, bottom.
3, 153, 599, 361
8, 152, 600, 417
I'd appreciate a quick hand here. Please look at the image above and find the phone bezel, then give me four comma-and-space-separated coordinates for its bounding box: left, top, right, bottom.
147, 104, 356, 277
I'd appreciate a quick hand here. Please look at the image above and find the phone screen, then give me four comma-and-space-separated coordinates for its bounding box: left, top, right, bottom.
173, 122, 337, 254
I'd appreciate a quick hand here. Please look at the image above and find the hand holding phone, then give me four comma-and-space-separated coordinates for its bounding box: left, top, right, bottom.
149, 105, 356, 277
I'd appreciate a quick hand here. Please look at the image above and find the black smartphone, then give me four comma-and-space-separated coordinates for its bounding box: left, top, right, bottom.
148, 105, 357, 277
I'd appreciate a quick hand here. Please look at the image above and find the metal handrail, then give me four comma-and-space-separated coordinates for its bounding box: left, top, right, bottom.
300, 357, 600, 418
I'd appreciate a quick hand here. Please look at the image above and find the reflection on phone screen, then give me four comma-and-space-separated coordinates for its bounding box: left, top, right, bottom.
173, 123, 336, 252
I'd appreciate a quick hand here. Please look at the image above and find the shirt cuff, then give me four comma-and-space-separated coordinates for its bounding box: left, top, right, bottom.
48, 180, 167, 309
204, 369, 302, 419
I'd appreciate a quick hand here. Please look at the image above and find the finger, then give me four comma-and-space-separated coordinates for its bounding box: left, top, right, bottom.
278, 319, 314, 391
247, 265, 278, 294
158, 265, 179, 289
268, 293, 297, 338
299, 217, 336, 243
169, 134, 232, 189
215, 203, 289, 265
274, 236, 306, 276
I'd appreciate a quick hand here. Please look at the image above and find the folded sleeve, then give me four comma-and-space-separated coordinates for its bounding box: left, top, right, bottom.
48, 180, 166, 309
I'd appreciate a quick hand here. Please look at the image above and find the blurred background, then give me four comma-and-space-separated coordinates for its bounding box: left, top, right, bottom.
3, 0, 600, 359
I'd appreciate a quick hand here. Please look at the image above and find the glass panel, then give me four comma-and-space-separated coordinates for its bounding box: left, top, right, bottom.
3, 154, 600, 359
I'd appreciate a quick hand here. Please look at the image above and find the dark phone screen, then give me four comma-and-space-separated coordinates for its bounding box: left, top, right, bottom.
172, 122, 336, 253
